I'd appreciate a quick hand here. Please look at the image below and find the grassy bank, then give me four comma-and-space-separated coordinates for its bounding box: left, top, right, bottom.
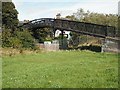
2, 50, 118, 88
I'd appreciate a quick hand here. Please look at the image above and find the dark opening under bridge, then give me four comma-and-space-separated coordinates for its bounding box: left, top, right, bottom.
21, 18, 119, 52
21, 18, 117, 38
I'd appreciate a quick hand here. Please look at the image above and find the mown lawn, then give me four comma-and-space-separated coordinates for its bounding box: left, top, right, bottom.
2, 50, 118, 88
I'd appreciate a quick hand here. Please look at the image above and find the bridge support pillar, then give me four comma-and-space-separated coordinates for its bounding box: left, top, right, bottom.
52, 28, 56, 39
61, 30, 64, 49
101, 38, 119, 53
53, 30, 56, 39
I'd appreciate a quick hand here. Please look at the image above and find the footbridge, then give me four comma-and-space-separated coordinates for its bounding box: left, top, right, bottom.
20, 18, 119, 52
21, 18, 117, 38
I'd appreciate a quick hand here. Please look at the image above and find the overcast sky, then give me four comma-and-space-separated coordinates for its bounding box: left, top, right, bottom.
12, 0, 119, 21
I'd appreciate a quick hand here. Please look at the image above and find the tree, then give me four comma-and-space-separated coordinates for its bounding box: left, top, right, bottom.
16, 29, 36, 49
2, 26, 13, 47
65, 15, 77, 21
0, 1, 2, 26
2, 27, 37, 49
73, 8, 118, 28
2, 2, 37, 49
31, 28, 52, 43
2, 2, 19, 48
2, 2, 19, 29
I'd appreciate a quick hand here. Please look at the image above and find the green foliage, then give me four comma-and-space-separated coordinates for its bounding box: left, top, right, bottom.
0, 2, 1, 26
2, 2, 19, 29
2, 26, 12, 47
73, 8, 118, 28
65, 15, 77, 21
32, 28, 52, 43
8, 37, 22, 48
16, 30, 36, 49
3, 51, 118, 88
2, 2, 37, 49
66, 8, 118, 48
69, 32, 80, 47
2, 2, 21, 48
2, 26, 37, 49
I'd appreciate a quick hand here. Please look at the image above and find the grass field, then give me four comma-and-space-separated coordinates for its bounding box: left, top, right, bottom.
2, 50, 118, 88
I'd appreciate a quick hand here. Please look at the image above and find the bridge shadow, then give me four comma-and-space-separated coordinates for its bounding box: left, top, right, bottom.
68, 45, 102, 52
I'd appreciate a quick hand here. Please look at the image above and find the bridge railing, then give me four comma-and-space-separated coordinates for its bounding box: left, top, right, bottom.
21, 18, 117, 38
54, 19, 117, 38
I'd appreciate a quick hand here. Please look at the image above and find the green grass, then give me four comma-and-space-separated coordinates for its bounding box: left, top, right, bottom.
2, 50, 118, 88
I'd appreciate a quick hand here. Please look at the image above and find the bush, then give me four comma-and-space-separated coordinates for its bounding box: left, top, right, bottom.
16, 29, 37, 49
2, 27, 13, 47
9, 37, 22, 48
2, 27, 37, 49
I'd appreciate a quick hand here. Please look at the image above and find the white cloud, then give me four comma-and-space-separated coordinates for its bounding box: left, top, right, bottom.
13, 0, 119, 21
70, 1, 118, 14
12, 0, 120, 3
12, 0, 86, 2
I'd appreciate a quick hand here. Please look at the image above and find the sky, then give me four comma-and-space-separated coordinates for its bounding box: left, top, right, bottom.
12, 0, 119, 21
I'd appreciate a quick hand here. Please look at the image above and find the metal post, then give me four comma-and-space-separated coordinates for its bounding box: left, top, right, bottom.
61, 30, 64, 49
53, 30, 56, 39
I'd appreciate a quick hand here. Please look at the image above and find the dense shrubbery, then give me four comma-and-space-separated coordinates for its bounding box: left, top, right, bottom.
15, 29, 36, 49
2, 26, 37, 49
